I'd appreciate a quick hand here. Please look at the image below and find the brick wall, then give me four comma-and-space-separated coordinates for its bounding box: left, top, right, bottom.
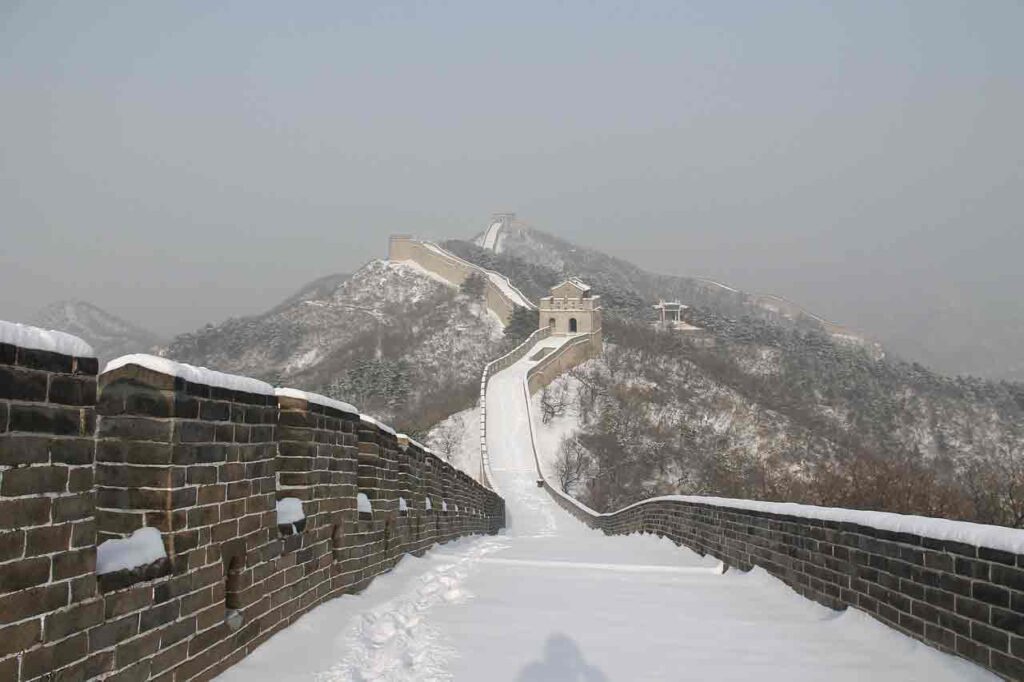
544, 488, 1024, 680
1, 341, 505, 682
387, 236, 535, 324
0, 340, 99, 681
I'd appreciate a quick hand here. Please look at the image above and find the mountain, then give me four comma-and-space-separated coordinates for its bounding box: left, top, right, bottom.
164, 260, 508, 435
30, 300, 162, 366
455, 221, 1024, 526
449, 220, 880, 354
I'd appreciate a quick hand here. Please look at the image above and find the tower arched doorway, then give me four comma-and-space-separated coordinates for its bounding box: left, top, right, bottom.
569, 318, 578, 333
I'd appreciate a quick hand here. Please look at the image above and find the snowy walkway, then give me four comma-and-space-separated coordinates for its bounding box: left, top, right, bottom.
219, 337, 993, 681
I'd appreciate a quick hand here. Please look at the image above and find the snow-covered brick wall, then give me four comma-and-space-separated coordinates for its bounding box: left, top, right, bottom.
1, 312, 507, 681
275, 387, 357, 415
0, 319, 95, 358
541, 484, 1024, 677
105, 353, 274, 396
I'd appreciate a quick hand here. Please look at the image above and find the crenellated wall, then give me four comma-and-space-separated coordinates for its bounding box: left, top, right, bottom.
0, 331, 504, 682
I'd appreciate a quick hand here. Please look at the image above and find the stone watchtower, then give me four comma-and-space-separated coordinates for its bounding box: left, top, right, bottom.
539, 278, 602, 336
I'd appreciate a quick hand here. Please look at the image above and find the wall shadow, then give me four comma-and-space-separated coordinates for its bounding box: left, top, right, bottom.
516, 633, 609, 682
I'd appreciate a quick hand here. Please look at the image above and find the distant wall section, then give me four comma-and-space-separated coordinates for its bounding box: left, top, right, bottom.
389, 236, 535, 325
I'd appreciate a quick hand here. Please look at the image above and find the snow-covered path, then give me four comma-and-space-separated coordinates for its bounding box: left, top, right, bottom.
219, 338, 993, 681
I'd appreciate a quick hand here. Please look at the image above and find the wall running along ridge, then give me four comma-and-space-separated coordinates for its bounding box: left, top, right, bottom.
0, 334, 504, 682
388, 235, 536, 325
521, 338, 1024, 680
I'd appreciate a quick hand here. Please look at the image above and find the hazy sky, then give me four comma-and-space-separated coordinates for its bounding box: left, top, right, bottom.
2, 1, 1022, 348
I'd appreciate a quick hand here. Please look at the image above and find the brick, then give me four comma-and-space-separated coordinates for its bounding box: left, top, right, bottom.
0, 365, 48, 401
0, 656, 17, 681
98, 416, 173, 442
89, 613, 139, 650
0, 530, 24, 562
53, 493, 94, 522
25, 524, 71, 555
43, 599, 104, 642
991, 564, 1024, 592
991, 606, 1024, 637
74, 356, 99, 376
96, 463, 183, 488
53, 547, 95, 580
9, 403, 83, 436
17, 348, 73, 373
0, 496, 52, 529
50, 437, 95, 465
20, 631, 88, 680
973, 621, 1010, 652
104, 586, 153, 619
1, 464, 69, 495
69, 466, 94, 492
0, 556, 50, 593
48, 374, 97, 406
0, 433, 50, 466
114, 628, 160, 668
139, 600, 179, 632
97, 439, 172, 465
0, 583, 68, 625
973, 581, 1011, 608
992, 651, 1024, 680
0, 619, 41, 657
200, 400, 231, 421
176, 420, 215, 443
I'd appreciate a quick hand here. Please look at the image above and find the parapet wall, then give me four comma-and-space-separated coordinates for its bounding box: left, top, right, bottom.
540, 481, 1024, 679
477, 328, 551, 489
1, 335, 504, 682
388, 236, 535, 325
525, 331, 602, 395
506, 328, 1024, 679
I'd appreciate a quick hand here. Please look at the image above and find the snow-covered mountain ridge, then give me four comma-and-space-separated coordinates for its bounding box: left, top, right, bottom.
164, 259, 508, 435
30, 300, 162, 365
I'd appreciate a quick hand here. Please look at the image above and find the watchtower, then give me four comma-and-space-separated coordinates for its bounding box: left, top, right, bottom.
539, 278, 602, 336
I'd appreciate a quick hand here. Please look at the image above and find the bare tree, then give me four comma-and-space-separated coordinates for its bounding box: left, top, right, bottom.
554, 436, 592, 495
429, 412, 465, 463
540, 381, 571, 424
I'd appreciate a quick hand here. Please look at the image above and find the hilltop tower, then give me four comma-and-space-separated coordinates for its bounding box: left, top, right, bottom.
539, 278, 602, 337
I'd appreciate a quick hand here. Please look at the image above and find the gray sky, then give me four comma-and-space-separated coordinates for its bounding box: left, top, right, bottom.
2, 2, 1022, 365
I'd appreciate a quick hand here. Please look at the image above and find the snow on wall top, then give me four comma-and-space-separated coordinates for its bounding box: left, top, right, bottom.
614, 495, 1024, 557
275, 387, 358, 415
0, 319, 95, 358
104, 354, 275, 396
360, 413, 396, 436
96, 527, 167, 575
